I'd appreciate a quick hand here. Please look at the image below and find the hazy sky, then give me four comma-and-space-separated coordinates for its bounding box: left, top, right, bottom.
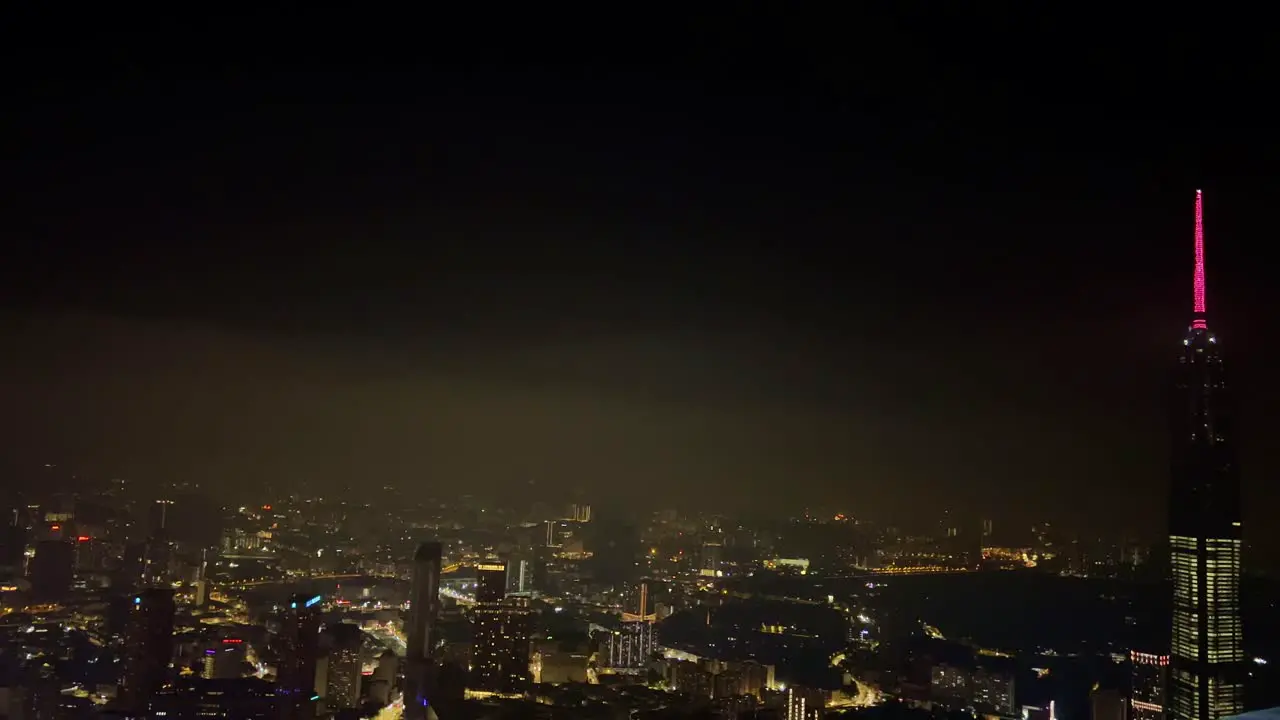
4, 15, 1280, 542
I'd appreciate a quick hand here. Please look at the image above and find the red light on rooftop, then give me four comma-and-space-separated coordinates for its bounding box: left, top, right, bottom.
222, 638, 243, 644
77, 536, 90, 542
50, 524, 60, 531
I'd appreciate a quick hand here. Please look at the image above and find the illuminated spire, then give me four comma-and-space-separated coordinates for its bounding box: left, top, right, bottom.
1192, 190, 1207, 329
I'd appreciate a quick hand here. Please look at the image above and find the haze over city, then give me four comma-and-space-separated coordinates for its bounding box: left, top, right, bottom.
0, 12, 1277, 720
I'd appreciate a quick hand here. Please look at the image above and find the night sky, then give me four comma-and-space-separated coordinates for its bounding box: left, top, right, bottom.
3, 15, 1278, 546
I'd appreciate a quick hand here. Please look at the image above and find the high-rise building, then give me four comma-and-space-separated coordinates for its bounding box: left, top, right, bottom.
0, 524, 26, 576
973, 666, 1015, 715
1167, 191, 1245, 720
404, 541, 442, 716
604, 581, 656, 673
203, 638, 247, 679
406, 542, 442, 659
150, 678, 279, 719
324, 623, 363, 710
143, 530, 172, 585
277, 593, 322, 720
470, 594, 534, 693
1092, 688, 1128, 720
1132, 652, 1169, 720
785, 687, 825, 720
29, 539, 74, 601
475, 561, 507, 603
505, 555, 538, 596
700, 540, 722, 577
120, 587, 176, 713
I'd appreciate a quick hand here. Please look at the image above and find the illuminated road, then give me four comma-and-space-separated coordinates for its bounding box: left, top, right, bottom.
374, 692, 403, 720
850, 679, 882, 707
232, 573, 363, 588
440, 586, 474, 605
366, 625, 407, 657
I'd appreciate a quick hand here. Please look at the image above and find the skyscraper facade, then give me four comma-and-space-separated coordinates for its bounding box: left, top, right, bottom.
475, 561, 507, 603
1168, 191, 1245, 720
325, 623, 364, 710
470, 597, 534, 693
1132, 651, 1169, 720
120, 587, 176, 713
604, 581, 656, 673
470, 562, 533, 694
404, 541, 442, 718
277, 593, 322, 720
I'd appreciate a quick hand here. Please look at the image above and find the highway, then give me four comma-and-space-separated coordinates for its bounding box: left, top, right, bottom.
231, 573, 364, 589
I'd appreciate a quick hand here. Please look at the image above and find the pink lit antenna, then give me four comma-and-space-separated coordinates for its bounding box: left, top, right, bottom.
1194, 189, 1206, 315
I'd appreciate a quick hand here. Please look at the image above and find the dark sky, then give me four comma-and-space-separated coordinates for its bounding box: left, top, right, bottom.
3, 14, 1278, 543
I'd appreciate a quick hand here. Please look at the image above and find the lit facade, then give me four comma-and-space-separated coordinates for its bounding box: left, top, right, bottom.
604, 582, 657, 672
1132, 652, 1169, 720
786, 687, 825, 720
1168, 191, 1245, 720
325, 624, 363, 710
475, 561, 507, 603
470, 597, 534, 693
931, 664, 969, 700
974, 667, 1016, 715
606, 620, 655, 671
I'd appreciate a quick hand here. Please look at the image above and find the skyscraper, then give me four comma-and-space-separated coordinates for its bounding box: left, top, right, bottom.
29, 539, 74, 602
404, 541, 442, 718
470, 561, 533, 693
1132, 651, 1169, 720
470, 596, 534, 693
120, 587, 176, 713
406, 542, 442, 660
475, 561, 507, 603
277, 593, 322, 720
1168, 190, 1245, 720
604, 581, 656, 673
324, 623, 364, 710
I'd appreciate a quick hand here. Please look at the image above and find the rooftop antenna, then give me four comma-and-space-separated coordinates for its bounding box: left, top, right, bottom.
1192, 190, 1207, 329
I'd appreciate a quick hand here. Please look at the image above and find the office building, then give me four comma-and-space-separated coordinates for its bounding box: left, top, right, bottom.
604, 581, 656, 672
120, 587, 176, 713
701, 540, 722, 577
325, 624, 363, 710
974, 667, 1016, 715
505, 555, 538, 596
0, 524, 26, 576
29, 540, 74, 601
277, 593, 322, 720
470, 594, 534, 693
786, 687, 825, 720
475, 561, 507, 603
1168, 192, 1245, 720
407, 542, 442, 659
1093, 688, 1128, 720
1132, 652, 1170, 720
149, 678, 278, 719
404, 541, 442, 717
203, 638, 247, 680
